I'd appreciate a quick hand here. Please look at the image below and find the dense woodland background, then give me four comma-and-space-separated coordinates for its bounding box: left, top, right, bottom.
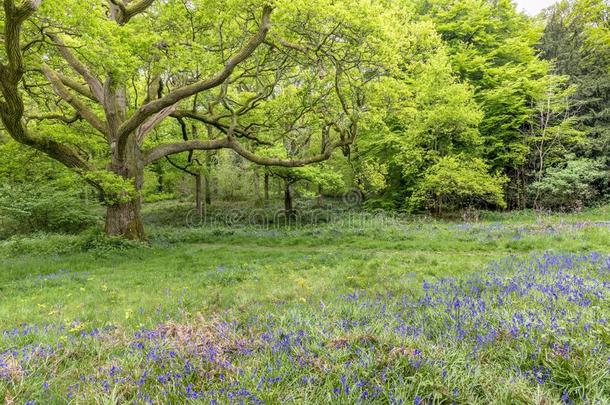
1, 0, 610, 239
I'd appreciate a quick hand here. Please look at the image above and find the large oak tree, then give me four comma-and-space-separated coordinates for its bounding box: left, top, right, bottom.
1, 0, 406, 239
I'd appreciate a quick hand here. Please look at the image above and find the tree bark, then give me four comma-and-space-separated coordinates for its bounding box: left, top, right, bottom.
105, 134, 145, 240
105, 198, 144, 240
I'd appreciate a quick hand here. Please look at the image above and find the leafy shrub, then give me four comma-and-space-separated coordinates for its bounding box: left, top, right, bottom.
408, 156, 508, 214
78, 229, 145, 253
144, 192, 177, 203
0, 232, 85, 258
529, 159, 607, 210
363, 197, 398, 211
0, 229, 144, 258
0, 183, 99, 238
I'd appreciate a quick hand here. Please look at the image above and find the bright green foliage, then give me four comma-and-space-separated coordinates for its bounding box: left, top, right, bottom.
356, 161, 389, 194
354, 0, 563, 211
409, 155, 508, 213
415, 0, 550, 206
529, 158, 607, 210
0, 134, 98, 237
82, 171, 137, 205
286, 165, 345, 192
0, 183, 98, 238
353, 25, 484, 209
131, 0, 414, 165
0, 134, 71, 185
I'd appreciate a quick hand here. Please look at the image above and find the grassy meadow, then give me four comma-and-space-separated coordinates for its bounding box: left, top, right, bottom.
1, 205, 609, 404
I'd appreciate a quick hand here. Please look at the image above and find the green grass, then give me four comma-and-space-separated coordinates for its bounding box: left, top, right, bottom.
2, 216, 608, 326
0, 208, 609, 403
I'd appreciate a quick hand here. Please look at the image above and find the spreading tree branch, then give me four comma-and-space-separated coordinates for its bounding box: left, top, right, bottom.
0, 0, 94, 177
28, 112, 81, 124
55, 73, 96, 101
143, 132, 348, 167
117, 6, 273, 154
41, 66, 108, 135
109, 0, 155, 25
46, 33, 105, 103
144, 138, 231, 164
173, 110, 273, 145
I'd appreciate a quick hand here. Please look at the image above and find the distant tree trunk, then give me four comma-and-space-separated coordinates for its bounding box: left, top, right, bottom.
520, 167, 527, 210
151, 160, 164, 193
195, 173, 203, 219
284, 180, 294, 217
158, 171, 164, 193
264, 173, 270, 201
435, 194, 443, 216
190, 121, 203, 217
205, 153, 212, 205
253, 169, 260, 201
316, 184, 325, 207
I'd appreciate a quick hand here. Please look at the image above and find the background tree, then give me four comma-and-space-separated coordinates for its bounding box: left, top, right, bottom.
414, 0, 550, 208
529, 158, 606, 210
522, 74, 584, 206
352, 21, 485, 210
408, 155, 508, 215
540, 0, 610, 203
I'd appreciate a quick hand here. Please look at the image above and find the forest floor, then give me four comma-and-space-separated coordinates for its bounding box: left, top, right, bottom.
1, 206, 609, 403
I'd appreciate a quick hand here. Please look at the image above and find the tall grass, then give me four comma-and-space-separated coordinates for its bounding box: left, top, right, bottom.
0, 208, 609, 403
1, 253, 609, 403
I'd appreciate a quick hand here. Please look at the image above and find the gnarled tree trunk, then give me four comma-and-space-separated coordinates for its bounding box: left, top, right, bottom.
105, 198, 144, 240
105, 134, 145, 240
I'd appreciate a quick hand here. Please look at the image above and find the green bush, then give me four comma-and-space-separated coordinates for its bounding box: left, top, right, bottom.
408, 156, 508, 214
144, 192, 177, 203
0, 232, 85, 257
0, 183, 99, 238
0, 229, 145, 258
529, 159, 607, 210
78, 229, 145, 253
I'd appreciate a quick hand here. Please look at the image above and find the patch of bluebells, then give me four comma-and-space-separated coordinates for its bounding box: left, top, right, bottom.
1, 252, 609, 403
26, 269, 91, 288
448, 220, 610, 241
35, 268, 90, 280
